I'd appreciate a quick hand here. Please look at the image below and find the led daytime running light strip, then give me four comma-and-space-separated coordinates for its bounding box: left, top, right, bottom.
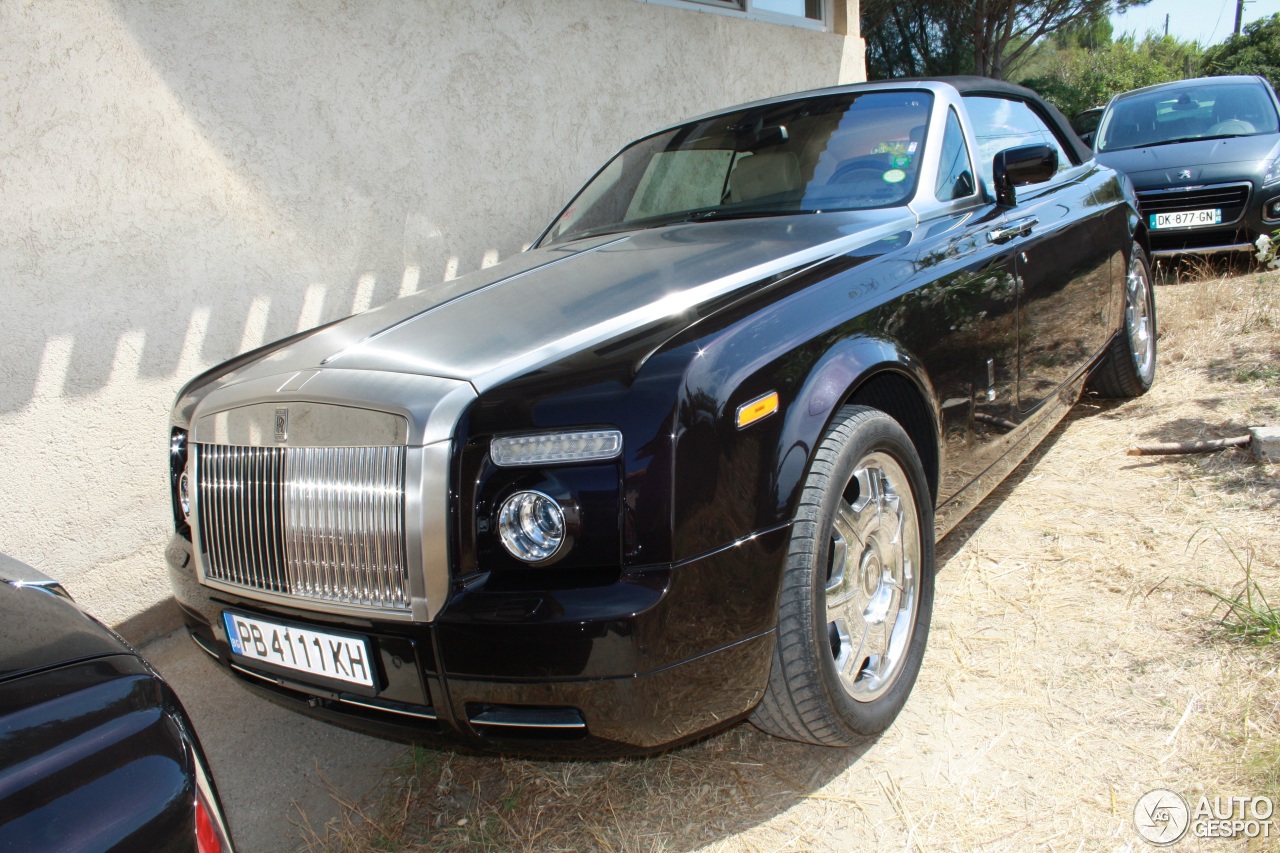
491, 429, 623, 467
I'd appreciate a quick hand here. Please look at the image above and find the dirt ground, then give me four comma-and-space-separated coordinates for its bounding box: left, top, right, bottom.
304, 271, 1280, 852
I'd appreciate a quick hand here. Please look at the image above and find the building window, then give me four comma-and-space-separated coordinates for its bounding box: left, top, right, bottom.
643, 0, 829, 30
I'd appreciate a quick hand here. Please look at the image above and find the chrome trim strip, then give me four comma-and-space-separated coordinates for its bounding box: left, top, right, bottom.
231, 662, 283, 685
1150, 242, 1253, 259
338, 696, 439, 721
190, 631, 220, 660
468, 713, 586, 730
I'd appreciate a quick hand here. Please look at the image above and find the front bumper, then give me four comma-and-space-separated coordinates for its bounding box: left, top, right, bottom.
166, 525, 788, 755
1138, 180, 1280, 259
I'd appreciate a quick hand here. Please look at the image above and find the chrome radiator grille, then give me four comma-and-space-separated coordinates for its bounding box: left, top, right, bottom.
196, 444, 410, 611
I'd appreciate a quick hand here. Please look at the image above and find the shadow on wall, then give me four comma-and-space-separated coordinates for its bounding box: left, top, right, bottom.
3, 0, 853, 415
2, 1, 613, 413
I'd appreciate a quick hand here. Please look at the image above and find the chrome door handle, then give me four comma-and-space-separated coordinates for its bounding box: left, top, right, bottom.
989, 217, 1039, 244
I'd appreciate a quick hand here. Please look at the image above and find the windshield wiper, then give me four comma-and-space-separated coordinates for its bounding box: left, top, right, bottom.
1139, 133, 1246, 148
683, 207, 815, 222
552, 207, 814, 244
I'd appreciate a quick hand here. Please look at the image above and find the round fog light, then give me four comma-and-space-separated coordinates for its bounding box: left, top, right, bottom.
497, 491, 566, 563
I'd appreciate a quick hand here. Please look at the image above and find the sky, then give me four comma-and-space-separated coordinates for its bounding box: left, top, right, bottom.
1110, 0, 1280, 45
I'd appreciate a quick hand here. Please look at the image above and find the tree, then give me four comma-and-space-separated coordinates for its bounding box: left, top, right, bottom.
1203, 13, 1280, 92
1021, 34, 1201, 116
862, 0, 1153, 81
862, 0, 973, 78
1054, 9, 1113, 51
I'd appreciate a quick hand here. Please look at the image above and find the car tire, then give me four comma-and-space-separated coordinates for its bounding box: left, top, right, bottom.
751, 405, 935, 746
1089, 242, 1157, 398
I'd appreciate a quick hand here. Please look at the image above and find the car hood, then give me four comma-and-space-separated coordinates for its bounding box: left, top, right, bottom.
1096, 133, 1280, 189
206, 211, 915, 396
0, 572, 127, 682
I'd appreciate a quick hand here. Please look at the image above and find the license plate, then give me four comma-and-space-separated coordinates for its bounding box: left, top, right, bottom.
1150, 208, 1222, 229
222, 611, 374, 688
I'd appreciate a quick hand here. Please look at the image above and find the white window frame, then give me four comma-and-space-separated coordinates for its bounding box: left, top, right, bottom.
636, 0, 832, 32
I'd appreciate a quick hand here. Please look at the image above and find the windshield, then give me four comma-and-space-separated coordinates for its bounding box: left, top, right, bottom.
541, 91, 934, 246
1097, 81, 1280, 152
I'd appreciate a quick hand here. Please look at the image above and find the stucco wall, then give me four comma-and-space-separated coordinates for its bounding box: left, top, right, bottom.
0, 0, 864, 629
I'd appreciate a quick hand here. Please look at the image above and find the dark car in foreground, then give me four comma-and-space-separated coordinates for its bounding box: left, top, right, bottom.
0, 555, 234, 852
1094, 75, 1280, 259
164, 77, 1156, 755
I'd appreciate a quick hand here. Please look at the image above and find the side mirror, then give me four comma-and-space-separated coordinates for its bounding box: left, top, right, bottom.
992, 144, 1059, 207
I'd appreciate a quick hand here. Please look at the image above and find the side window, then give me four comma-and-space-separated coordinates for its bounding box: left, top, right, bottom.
935, 108, 976, 201
962, 96, 1073, 191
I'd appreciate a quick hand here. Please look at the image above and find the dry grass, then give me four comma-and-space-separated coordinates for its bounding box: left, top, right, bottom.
300, 271, 1280, 853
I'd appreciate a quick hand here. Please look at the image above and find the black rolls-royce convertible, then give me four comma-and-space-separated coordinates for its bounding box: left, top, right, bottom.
165, 78, 1155, 755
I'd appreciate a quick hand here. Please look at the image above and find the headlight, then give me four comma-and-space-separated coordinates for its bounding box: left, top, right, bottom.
1263, 159, 1280, 188
490, 429, 622, 467
178, 469, 192, 521
170, 428, 192, 533
497, 490, 566, 563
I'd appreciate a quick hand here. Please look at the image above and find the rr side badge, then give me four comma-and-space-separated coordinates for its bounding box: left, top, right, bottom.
274, 407, 288, 443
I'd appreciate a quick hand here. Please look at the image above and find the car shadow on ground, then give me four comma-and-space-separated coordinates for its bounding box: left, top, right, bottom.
295, 721, 883, 851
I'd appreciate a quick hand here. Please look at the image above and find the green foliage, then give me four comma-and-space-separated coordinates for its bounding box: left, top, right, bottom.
1021, 12, 1280, 118
1053, 7, 1113, 51
1204, 13, 1280, 92
862, 0, 1153, 81
863, 0, 973, 78
1199, 574, 1280, 646
1192, 533, 1279, 647
1021, 34, 1203, 118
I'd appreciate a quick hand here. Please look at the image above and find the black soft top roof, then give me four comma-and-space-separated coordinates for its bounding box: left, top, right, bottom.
922, 76, 1093, 164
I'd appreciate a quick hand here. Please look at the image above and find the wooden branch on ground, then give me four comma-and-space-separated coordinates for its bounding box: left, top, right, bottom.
1127, 436, 1253, 456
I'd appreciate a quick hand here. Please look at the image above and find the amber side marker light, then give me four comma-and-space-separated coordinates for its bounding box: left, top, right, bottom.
736, 391, 779, 429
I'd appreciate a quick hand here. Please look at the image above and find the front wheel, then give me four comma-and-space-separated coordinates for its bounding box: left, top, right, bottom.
1089, 242, 1157, 398
751, 405, 935, 746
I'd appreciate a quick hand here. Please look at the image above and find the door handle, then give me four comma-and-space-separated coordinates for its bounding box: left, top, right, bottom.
989, 217, 1039, 244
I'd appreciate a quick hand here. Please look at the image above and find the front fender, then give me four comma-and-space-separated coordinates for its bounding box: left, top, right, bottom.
670, 327, 939, 563
775, 337, 940, 522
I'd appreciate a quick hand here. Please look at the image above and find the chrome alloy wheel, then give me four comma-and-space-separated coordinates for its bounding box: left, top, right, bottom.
1126, 258, 1155, 381
824, 451, 921, 702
